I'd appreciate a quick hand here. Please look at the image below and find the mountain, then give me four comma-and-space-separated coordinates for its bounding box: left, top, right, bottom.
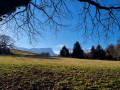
14, 47, 58, 56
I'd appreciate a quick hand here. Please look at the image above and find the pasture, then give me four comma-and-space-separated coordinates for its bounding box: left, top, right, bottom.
0, 52, 120, 89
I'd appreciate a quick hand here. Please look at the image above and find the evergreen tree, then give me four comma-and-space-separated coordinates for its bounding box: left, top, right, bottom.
96, 44, 101, 59
96, 44, 106, 59
72, 42, 84, 58
60, 46, 69, 57
89, 46, 96, 59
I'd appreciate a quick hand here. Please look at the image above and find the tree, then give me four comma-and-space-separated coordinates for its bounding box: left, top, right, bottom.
105, 44, 116, 59
0, 0, 120, 40
60, 46, 69, 57
0, 35, 14, 54
96, 44, 106, 59
89, 46, 96, 59
0, 0, 69, 41
72, 41, 84, 58
105, 50, 113, 60
115, 39, 120, 60
0, 0, 30, 20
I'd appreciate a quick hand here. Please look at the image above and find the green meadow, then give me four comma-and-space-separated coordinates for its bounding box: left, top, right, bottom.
0, 50, 120, 89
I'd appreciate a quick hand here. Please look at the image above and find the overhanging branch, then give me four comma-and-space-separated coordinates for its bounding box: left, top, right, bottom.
78, 0, 120, 10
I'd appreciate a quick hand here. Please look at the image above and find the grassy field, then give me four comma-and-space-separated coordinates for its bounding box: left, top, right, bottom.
0, 51, 120, 89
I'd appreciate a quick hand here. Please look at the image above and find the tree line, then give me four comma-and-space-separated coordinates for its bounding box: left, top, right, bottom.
60, 40, 120, 60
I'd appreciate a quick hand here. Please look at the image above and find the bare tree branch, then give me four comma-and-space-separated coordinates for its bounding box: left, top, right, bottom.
0, 0, 120, 41
78, 0, 120, 10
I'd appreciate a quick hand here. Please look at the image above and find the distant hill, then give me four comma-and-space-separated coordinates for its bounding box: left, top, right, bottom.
10, 49, 38, 55
14, 47, 58, 56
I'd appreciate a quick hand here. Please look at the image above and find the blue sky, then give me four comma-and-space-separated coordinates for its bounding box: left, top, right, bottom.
1, 0, 120, 54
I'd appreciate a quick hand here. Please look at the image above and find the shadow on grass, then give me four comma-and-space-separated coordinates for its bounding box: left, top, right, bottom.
65, 57, 119, 61
0, 53, 119, 61
84, 58, 119, 61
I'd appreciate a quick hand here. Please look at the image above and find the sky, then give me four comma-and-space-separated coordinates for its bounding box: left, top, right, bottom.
1, 0, 120, 54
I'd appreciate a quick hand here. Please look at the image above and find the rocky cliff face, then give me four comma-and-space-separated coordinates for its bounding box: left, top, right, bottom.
28, 48, 58, 56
